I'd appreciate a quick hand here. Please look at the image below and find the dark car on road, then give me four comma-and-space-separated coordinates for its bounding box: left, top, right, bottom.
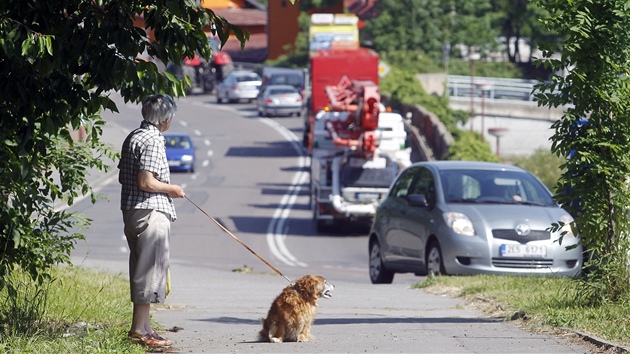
368, 161, 582, 283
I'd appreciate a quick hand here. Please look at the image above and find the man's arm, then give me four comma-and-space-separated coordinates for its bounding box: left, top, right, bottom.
137, 170, 185, 198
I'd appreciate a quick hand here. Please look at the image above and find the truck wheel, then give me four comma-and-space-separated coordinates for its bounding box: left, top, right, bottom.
203, 79, 214, 93
426, 240, 446, 276
369, 240, 394, 284
315, 220, 327, 233
312, 197, 327, 233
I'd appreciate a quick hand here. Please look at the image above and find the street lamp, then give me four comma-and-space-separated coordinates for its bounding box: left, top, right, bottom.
468, 52, 481, 132
476, 82, 492, 142
488, 127, 509, 156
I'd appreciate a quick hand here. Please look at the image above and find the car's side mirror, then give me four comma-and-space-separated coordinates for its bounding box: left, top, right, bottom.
407, 194, 429, 208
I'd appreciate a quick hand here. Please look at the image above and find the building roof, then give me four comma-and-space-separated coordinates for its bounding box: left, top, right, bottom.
212, 7, 266, 26
221, 32, 268, 63
345, 0, 378, 19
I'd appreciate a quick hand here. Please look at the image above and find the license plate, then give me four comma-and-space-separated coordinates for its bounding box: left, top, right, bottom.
500, 244, 546, 257
168, 160, 181, 166
357, 193, 379, 201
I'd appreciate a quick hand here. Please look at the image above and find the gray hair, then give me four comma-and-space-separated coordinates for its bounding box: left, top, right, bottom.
141, 94, 177, 125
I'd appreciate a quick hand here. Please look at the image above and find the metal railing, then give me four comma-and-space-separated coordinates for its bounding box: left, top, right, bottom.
447, 75, 540, 101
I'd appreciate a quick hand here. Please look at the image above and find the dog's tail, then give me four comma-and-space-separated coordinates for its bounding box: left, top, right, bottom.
257, 317, 269, 342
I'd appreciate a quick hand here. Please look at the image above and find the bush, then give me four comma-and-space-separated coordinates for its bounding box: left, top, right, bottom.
506, 148, 563, 191
447, 130, 499, 162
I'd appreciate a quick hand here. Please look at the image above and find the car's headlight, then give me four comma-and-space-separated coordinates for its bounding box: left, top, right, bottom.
560, 214, 576, 238
181, 155, 194, 162
443, 212, 475, 236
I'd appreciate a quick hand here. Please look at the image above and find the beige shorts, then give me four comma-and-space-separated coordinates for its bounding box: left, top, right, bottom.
122, 209, 171, 304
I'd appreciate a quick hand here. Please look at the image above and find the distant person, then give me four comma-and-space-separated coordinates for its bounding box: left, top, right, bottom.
118, 94, 185, 348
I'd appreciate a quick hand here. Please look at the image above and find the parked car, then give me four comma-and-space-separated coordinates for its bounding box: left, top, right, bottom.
215, 70, 262, 103
368, 161, 582, 283
164, 133, 196, 173
257, 84, 303, 117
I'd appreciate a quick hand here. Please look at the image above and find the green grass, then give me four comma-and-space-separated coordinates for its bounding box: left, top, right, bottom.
0, 266, 146, 353
415, 275, 630, 347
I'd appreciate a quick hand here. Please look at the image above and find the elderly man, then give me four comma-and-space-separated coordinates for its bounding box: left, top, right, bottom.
118, 94, 185, 348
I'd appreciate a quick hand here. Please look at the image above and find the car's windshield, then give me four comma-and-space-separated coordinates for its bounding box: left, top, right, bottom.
341, 157, 399, 188
269, 74, 302, 88
165, 136, 191, 149
236, 75, 260, 82
440, 169, 555, 206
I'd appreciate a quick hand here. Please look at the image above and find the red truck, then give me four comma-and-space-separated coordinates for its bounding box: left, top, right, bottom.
306, 48, 411, 232
303, 48, 380, 149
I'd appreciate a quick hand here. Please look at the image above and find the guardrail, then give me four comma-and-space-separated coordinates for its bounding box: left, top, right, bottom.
447, 75, 540, 101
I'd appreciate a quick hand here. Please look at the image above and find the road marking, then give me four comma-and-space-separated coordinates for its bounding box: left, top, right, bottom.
257, 117, 308, 267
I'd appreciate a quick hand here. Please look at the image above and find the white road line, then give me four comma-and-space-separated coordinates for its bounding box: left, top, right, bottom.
257, 117, 309, 267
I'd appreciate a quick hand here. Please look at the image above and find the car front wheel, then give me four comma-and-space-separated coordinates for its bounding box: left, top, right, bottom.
426, 240, 446, 276
369, 240, 394, 284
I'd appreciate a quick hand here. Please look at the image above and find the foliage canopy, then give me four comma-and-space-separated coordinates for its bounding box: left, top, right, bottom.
0, 0, 245, 291
534, 0, 630, 303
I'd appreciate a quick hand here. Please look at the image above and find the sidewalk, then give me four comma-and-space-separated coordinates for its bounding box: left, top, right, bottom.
150, 262, 597, 354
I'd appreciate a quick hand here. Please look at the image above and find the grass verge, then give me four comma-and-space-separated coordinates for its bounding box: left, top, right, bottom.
0, 266, 147, 353
415, 275, 630, 349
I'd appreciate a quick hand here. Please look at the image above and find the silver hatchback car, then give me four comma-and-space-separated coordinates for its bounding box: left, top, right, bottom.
369, 161, 582, 283
216, 70, 262, 103
256, 84, 303, 117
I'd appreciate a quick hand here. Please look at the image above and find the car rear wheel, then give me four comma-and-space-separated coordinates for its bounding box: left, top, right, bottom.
369, 240, 394, 284
426, 240, 446, 276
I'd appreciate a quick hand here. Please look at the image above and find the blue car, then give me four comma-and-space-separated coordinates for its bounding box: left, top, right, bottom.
164, 133, 196, 173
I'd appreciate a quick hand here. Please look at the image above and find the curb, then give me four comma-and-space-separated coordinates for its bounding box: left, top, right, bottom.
567, 329, 630, 353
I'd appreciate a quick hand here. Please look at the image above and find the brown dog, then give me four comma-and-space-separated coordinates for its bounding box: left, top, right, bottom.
258, 274, 335, 342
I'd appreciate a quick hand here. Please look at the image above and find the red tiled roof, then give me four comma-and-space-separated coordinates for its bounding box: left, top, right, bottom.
212, 8, 266, 26
345, 0, 378, 19
222, 32, 267, 51
221, 32, 268, 63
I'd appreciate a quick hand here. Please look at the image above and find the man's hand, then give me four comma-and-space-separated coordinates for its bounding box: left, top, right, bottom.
168, 185, 185, 198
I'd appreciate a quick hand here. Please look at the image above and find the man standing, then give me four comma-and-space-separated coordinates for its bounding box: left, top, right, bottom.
118, 94, 185, 348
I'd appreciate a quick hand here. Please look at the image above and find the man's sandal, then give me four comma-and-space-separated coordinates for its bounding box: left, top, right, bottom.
151, 331, 174, 346
128, 331, 173, 348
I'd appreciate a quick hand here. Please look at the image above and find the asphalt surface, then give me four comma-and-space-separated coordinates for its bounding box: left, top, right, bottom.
71, 107, 628, 354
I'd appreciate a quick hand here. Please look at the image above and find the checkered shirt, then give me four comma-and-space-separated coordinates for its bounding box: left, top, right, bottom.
118, 120, 177, 221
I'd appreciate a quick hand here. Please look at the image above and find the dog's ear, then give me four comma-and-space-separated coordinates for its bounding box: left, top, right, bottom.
293, 275, 318, 299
